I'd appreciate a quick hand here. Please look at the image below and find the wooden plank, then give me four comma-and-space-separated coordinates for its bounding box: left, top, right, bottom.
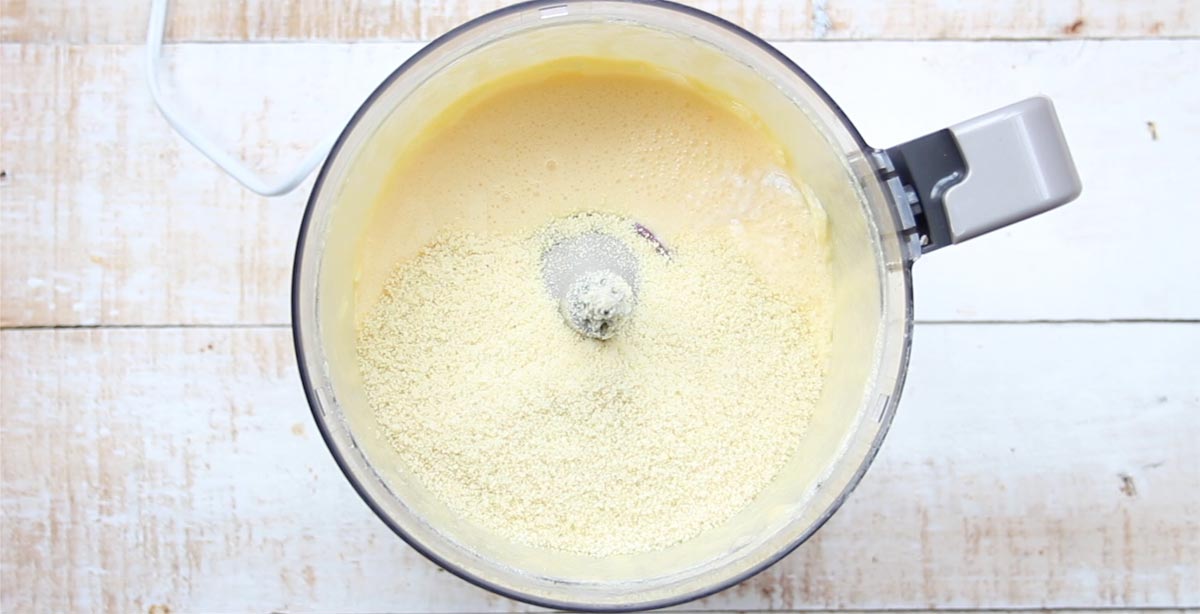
0, 43, 411, 327
1, 323, 1197, 612
775, 40, 1200, 323
3, 40, 1198, 327
2, 0, 1197, 43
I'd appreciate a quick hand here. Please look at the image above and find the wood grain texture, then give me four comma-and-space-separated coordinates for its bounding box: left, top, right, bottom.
2, 2, 1199, 609
2, 323, 1196, 612
0, 42, 404, 328
2, 40, 1198, 327
2, 0, 1197, 43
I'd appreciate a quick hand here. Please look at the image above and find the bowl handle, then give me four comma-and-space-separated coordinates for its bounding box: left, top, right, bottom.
879, 96, 1083, 255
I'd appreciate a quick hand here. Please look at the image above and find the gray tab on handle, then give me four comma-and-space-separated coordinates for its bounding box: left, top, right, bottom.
942, 96, 1082, 243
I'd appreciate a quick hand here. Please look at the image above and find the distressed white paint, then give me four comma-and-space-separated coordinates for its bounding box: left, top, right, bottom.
2, 40, 1198, 327
0, 43, 406, 327
776, 40, 1200, 323
2, 2, 1199, 611
1, 0, 1196, 43
1, 324, 1196, 612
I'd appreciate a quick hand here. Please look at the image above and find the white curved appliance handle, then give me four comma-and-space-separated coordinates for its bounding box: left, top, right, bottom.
145, 0, 339, 196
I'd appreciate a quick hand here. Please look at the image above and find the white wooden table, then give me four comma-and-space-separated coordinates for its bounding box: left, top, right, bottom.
2, 1, 1198, 612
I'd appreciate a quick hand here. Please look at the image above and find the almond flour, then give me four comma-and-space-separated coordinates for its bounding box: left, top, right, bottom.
357, 214, 831, 556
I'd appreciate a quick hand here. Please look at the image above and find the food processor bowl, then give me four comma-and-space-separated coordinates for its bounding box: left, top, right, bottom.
290, 1, 1080, 609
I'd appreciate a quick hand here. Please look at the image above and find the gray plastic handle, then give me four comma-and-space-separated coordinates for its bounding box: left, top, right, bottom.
942, 97, 1082, 243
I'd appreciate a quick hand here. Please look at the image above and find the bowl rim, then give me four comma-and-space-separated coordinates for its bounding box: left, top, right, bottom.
292, 0, 914, 609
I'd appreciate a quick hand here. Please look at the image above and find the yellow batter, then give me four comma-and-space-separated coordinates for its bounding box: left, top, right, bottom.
356, 58, 830, 322
354, 58, 835, 556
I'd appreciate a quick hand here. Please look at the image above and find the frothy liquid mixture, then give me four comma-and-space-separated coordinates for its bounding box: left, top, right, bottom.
355, 59, 835, 556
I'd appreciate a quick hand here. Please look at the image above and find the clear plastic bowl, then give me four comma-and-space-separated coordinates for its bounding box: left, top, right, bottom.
293, 0, 912, 609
